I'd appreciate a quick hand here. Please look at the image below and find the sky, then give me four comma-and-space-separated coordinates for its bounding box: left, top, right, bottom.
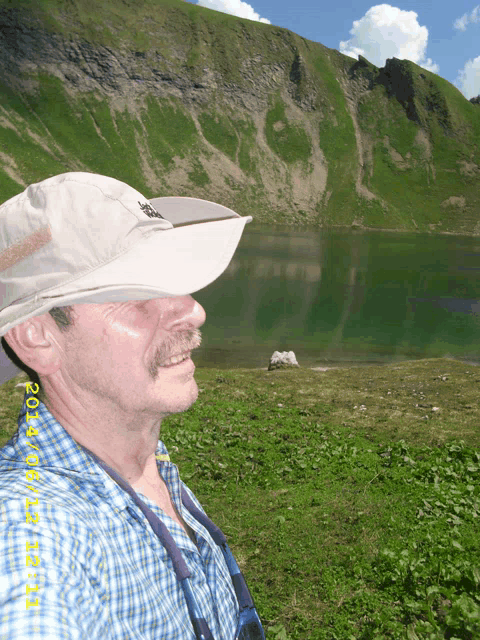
186, 1, 480, 100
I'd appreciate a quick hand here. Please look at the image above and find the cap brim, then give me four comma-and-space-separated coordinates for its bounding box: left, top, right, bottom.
39, 215, 251, 303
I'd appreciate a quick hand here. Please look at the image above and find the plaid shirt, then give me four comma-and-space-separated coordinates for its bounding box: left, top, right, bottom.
0, 387, 239, 639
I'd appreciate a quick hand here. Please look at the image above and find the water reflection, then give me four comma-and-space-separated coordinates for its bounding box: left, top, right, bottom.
192, 224, 480, 370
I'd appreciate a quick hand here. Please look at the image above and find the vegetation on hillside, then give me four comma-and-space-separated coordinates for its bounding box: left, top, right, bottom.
0, 0, 479, 234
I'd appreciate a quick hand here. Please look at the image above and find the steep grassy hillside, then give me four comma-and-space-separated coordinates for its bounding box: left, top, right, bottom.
0, 0, 479, 234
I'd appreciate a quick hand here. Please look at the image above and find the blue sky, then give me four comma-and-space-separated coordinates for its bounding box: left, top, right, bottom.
187, 1, 480, 100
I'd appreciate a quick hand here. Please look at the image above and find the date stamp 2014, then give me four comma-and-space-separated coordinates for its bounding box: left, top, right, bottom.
24, 381, 41, 611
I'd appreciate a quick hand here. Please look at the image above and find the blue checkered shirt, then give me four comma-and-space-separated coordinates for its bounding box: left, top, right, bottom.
0, 388, 239, 639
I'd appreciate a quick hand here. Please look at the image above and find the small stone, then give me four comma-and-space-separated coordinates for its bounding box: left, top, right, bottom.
268, 351, 300, 371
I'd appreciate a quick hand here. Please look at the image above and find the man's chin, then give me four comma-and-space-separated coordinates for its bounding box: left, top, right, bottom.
149, 374, 198, 413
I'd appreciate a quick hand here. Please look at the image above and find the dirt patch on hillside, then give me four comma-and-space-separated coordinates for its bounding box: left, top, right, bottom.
134, 129, 165, 193
383, 135, 409, 170
441, 196, 466, 209
250, 109, 290, 210
414, 129, 436, 183
184, 109, 255, 203
0, 152, 26, 187
283, 100, 327, 212
458, 160, 479, 177
247, 95, 328, 214
0, 110, 22, 136
163, 155, 191, 194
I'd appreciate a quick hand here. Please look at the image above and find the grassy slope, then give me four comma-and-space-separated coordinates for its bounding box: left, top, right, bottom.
312, 50, 360, 227
352, 57, 480, 234
0, 0, 478, 232
1, 359, 479, 638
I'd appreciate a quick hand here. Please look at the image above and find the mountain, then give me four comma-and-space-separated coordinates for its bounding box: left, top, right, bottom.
0, 0, 479, 234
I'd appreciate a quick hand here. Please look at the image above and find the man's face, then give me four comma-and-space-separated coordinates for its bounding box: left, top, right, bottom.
51, 296, 206, 419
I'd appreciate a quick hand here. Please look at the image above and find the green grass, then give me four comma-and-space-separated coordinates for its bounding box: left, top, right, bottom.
312, 55, 359, 226
323, 54, 480, 234
265, 96, 312, 165
187, 156, 211, 188
198, 109, 239, 162
235, 116, 257, 175
0, 72, 204, 200
1, 357, 479, 638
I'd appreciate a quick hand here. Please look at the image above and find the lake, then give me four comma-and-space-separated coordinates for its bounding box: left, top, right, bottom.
192, 224, 480, 371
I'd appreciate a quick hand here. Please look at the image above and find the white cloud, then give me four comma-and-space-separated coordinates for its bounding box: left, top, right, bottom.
339, 4, 439, 74
453, 5, 480, 31
454, 56, 480, 99
195, 0, 271, 24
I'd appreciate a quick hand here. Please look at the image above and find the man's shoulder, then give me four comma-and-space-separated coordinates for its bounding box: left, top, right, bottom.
0, 464, 103, 523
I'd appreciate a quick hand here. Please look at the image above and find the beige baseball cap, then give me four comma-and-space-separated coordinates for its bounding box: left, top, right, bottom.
0, 172, 252, 384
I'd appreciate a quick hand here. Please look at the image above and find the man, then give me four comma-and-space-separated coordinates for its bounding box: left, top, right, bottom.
0, 172, 264, 639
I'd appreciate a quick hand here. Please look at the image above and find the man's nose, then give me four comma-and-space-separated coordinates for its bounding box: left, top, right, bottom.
159, 295, 206, 330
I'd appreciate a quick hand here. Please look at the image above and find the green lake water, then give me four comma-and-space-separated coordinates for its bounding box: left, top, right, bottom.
192, 223, 480, 370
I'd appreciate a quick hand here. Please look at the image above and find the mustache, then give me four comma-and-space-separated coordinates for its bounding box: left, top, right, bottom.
148, 328, 202, 376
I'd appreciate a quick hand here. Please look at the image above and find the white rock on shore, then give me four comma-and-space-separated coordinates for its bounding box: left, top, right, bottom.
268, 351, 300, 371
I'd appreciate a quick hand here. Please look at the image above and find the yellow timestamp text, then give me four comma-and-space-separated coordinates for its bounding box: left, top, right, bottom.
24, 381, 41, 610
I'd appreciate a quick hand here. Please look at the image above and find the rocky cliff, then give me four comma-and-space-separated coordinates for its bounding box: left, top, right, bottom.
0, 0, 479, 234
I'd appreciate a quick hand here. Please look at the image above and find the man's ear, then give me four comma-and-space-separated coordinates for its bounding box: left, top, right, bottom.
4, 315, 62, 377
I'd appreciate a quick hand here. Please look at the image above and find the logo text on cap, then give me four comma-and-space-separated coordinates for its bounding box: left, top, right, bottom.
138, 201, 164, 219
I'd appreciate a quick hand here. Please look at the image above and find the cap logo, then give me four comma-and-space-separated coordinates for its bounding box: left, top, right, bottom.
138, 201, 164, 219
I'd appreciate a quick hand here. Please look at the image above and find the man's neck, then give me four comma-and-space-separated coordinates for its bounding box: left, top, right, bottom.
42, 391, 163, 488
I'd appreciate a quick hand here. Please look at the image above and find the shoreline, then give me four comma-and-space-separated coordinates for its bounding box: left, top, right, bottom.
326, 224, 480, 237
257, 221, 480, 237
248, 356, 480, 371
